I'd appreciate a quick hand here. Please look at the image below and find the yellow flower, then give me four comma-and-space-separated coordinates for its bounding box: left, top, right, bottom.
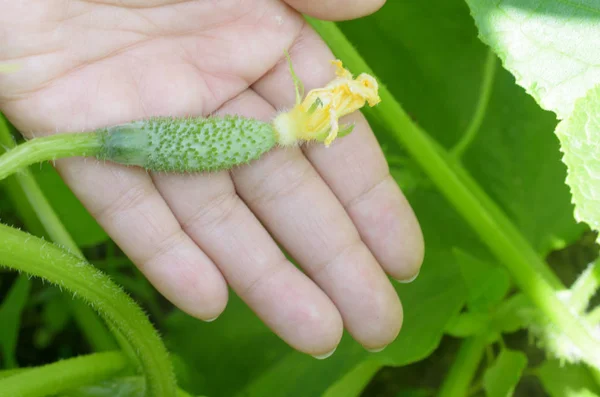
273, 58, 381, 147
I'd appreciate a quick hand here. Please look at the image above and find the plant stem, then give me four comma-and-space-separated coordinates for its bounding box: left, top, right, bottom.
0, 115, 117, 352
451, 49, 497, 158
0, 351, 128, 397
0, 132, 102, 181
438, 335, 488, 397
0, 223, 177, 396
308, 18, 600, 368
0, 118, 79, 252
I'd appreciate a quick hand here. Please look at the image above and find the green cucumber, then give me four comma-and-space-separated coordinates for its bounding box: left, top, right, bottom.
97, 116, 277, 172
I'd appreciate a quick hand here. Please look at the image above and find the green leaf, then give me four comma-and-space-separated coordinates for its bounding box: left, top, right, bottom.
462, 67, 585, 254
0, 275, 31, 368
464, 0, 600, 240
555, 86, 600, 235
537, 360, 600, 397
483, 348, 527, 397
465, 0, 600, 119
32, 163, 107, 247
453, 249, 510, 312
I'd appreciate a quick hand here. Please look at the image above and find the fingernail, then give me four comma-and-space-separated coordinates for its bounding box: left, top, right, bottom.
365, 345, 388, 353
395, 270, 420, 284
312, 347, 337, 360
203, 316, 220, 323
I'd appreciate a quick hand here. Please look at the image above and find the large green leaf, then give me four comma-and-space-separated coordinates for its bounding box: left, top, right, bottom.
463, 68, 585, 253
556, 86, 600, 235
465, 0, 600, 119
465, 0, 600, 240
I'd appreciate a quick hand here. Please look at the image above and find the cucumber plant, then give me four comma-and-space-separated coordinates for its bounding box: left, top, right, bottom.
2, 1, 600, 396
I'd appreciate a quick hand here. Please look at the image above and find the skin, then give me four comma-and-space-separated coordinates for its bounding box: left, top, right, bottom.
0, 0, 424, 356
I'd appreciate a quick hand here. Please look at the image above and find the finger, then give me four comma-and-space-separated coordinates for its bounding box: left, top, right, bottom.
56, 158, 229, 320
152, 90, 343, 357
283, 0, 386, 21
229, 96, 402, 350
252, 24, 424, 282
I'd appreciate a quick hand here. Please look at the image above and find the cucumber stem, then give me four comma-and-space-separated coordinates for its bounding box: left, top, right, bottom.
0, 132, 103, 181
0, 116, 119, 352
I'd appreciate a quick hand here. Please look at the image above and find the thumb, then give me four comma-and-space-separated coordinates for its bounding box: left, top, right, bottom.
284, 0, 386, 21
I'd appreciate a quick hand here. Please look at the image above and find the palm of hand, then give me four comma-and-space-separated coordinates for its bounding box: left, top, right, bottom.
0, 0, 423, 357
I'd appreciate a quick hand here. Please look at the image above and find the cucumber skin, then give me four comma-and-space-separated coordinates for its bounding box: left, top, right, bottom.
96, 116, 277, 172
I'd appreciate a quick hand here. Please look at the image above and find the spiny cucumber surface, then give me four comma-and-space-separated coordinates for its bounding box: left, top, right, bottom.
96, 116, 277, 172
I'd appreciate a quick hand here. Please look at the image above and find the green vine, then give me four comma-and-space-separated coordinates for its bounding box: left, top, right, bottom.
0, 117, 81, 255
0, 223, 177, 396
306, 18, 600, 369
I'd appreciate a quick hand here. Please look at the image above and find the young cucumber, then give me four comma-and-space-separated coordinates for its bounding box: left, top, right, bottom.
96, 116, 276, 172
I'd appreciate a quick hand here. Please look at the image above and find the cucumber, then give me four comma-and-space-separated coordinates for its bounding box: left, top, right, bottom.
97, 116, 277, 172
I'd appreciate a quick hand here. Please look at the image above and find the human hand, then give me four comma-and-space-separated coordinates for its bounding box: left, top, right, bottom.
0, 0, 423, 357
